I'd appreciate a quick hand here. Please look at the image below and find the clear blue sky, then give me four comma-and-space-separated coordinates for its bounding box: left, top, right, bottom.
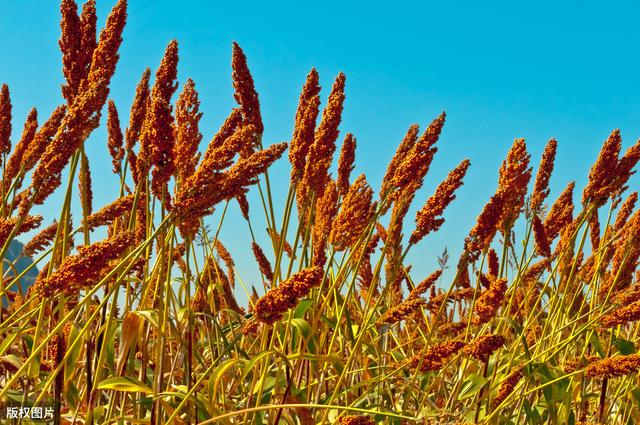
1, 1, 639, 293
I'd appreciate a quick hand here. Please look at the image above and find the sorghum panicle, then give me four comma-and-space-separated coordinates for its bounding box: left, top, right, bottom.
530, 138, 557, 213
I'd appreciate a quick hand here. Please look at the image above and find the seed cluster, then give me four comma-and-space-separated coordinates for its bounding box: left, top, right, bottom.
1, 2, 640, 423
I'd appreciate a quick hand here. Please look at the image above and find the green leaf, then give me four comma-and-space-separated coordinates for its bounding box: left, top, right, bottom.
131, 310, 160, 330
589, 333, 605, 357
613, 338, 636, 355
458, 373, 488, 400
290, 318, 311, 339
253, 375, 276, 396
135, 395, 153, 409
0, 333, 16, 355
294, 299, 314, 318
65, 382, 80, 409
65, 325, 82, 382
506, 317, 523, 334
97, 376, 152, 394
0, 354, 23, 371
523, 398, 540, 424
210, 358, 241, 401
321, 315, 337, 330
242, 351, 276, 380
631, 387, 640, 406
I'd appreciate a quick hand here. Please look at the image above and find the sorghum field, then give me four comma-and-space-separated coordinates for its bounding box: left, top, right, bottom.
1, 1, 640, 424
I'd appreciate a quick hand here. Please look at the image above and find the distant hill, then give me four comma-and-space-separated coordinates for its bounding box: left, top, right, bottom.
3, 239, 39, 298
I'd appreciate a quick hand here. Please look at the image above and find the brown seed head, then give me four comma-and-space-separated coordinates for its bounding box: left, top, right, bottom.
190, 285, 209, 314
78, 150, 93, 214
312, 180, 338, 267
601, 300, 640, 328
585, 354, 640, 378
410, 159, 470, 244
301, 73, 346, 196
607, 210, 640, 294
582, 129, 622, 207
608, 138, 640, 199
337, 133, 357, 198
544, 182, 575, 242
214, 239, 235, 287
436, 321, 468, 338
236, 194, 250, 221
231, 42, 263, 136
240, 318, 260, 336
46, 334, 66, 371
59, 0, 82, 103
493, 367, 523, 407
612, 285, 640, 306
84, 0, 127, 93
530, 138, 557, 213
267, 228, 293, 258
31, 231, 133, 298
453, 255, 470, 287
554, 217, 581, 278
251, 242, 274, 283
253, 267, 323, 324
337, 416, 375, 425
487, 248, 499, 277
392, 113, 445, 195
58, 0, 97, 102
5, 108, 38, 189
78, 0, 97, 79
125, 68, 151, 151
588, 212, 601, 252
0, 84, 11, 154
289, 68, 320, 182
409, 270, 443, 298
198, 256, 244, 314
426, 287, 475, 313
497, 138, 532, 232
356, 233, 381, 296
199, 255, 242, 315
174, 78, 203, 184
330, 174, 376, 251
463, 334, 505, 361
532, 214, 551, 257
465, 192, 506, 261
29, 0, 127, 207
174, 142, 286, 237
377, 297, 426, 326
383, 194, 412, 299
478, 272, 492, 290
139, 40, 179, 198
0, 215, 43, 248
613, 192, 638, 232
106, 100, 124, 173
522, 259, 550, 287
86, 194, 134, 230
22, 105, 66, 174
409, 340, 466, 372
473, 278, 507, 325
379, 124, 419, 204
200, 110, 244, 171
23, 221, 59, 257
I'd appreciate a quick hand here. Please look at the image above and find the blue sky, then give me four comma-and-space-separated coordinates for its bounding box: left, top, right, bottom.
1, 1, 639, 295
